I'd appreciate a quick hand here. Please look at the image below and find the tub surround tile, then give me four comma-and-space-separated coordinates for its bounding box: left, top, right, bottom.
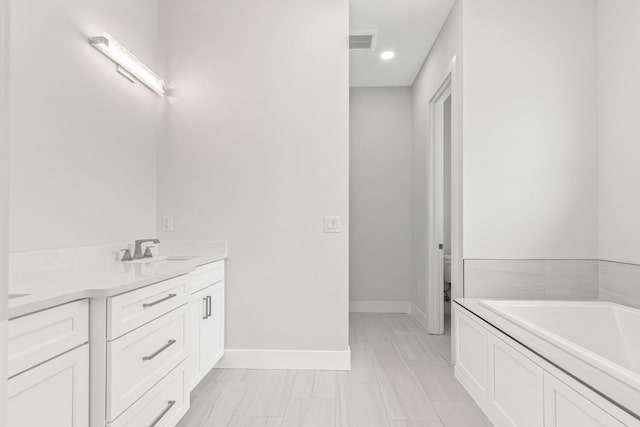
545, 260, 599, 299
464, 260, 546, 299
464, 259, 598, 300
464, 258, 640, 310
599, 260, 640, 309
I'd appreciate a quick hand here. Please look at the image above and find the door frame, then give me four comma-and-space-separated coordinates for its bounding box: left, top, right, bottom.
427, 56, 462, 335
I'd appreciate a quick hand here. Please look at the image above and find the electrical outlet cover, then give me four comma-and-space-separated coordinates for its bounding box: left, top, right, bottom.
324, 216, 342, 233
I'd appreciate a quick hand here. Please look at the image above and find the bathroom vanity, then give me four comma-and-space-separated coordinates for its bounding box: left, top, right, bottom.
6, 242, 227, 427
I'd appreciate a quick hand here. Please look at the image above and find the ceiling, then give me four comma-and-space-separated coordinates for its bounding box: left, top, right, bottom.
349, 0, 455, 87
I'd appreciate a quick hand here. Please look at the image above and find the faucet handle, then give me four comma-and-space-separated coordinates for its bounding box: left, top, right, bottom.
120, 249, 133, 262
143, 246, 155, 258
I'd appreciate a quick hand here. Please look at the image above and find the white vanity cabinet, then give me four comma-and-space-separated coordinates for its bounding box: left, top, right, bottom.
454, 306, 640, 427
186, 261, 225, 390
7, 300, 90, 427
7, 258, 226, 427
90, 275, 192, 427
90, 260, 225, 427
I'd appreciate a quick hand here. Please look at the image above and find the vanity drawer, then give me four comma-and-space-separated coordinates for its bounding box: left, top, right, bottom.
8, 300, 89, 377
187, 260, 225, 294
107, 307, 188, 420
108, 360, 189, 427
108, 275, 189, 340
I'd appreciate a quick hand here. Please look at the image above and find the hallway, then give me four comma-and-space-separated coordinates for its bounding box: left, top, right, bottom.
178, 313, 491, 427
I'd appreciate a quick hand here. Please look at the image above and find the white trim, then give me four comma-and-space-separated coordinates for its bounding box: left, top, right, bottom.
450, 55, 464, 301
216, 347, 351, 371
410, 303, 429, 331
349, 301, 412, 313
427, 56, 462, 336
428, 76, 451, 335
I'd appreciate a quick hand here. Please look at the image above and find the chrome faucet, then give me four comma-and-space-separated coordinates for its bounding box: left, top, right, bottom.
133, 239, 160, 260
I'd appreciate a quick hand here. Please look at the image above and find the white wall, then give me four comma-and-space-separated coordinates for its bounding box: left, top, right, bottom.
158, 0, 349, 352
9, 0, 159, 252
350, 87, 413, 303
411, 1, 462, 312
597, 0, 640, 265
462, 0, 598, 260
0, 0, 9, 420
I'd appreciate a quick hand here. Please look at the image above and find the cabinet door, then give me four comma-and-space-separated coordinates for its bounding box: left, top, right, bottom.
543, 372, 632, 427
8, 344, 89, 427
186, 289, 209, 390
186, 289, 206, 390
488, 334, 544, 427
200, 283, 224, 373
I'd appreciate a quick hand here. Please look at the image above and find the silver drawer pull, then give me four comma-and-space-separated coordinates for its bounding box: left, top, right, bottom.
142, 340, 176, 361
143, 293, 177, 308
206, 295, 212, 318
149, 400, 176, 427
202, 297, 208, 319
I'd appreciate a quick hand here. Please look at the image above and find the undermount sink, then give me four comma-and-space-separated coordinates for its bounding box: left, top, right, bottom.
9, 293, 29, 300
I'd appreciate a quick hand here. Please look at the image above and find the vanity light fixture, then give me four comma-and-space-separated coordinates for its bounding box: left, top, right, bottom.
380, 50, 395, 60
89, 33, 165, 96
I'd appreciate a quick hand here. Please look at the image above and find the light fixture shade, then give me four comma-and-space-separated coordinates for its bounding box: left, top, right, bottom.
89, 33, 165, 96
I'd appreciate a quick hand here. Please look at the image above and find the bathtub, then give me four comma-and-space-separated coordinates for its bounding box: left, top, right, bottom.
453, 299, 640, 423
481, 300, 640, 391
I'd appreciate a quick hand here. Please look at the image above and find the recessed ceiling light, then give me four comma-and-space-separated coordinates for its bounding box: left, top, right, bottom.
380, 51, 395, 60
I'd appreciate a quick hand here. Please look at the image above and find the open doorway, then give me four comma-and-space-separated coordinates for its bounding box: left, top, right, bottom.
427, 59, 462, 339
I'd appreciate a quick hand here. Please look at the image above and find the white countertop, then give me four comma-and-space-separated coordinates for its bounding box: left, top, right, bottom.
8, 241, 228, 319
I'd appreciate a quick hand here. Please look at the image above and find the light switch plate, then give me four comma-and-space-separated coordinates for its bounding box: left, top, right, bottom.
161, 215, 174, 232
324, 216, 342, 233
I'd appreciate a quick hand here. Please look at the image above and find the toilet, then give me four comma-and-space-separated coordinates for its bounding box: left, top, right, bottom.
444, 254, 452, 284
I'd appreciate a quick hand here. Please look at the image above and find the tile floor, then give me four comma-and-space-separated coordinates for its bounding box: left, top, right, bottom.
177, 313, 492, 427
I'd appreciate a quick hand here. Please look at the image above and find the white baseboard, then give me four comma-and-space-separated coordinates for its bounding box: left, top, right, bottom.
349, 301, 412, 313
216, 347, 351, 371
349, 301, 430, 333
409, 303, 429, 331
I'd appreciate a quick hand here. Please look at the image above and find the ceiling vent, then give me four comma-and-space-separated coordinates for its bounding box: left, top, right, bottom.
349, 31, 378, 50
